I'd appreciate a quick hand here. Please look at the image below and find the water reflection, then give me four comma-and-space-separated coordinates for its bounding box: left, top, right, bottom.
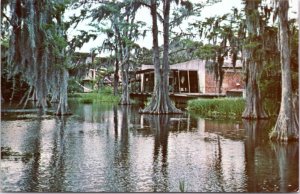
48, 117, 67, 192
147, 115, 170, 192
243, 120, 299, 192
243, 120, 269, 192
21, 112, 42, 192
272, 142, 299, 192
1, 103, 298, 192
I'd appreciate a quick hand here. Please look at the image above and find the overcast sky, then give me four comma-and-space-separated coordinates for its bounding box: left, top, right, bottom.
65, 0, 298, 55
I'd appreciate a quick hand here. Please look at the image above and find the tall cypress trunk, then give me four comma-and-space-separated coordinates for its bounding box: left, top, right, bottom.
113, 49, 119, 96
270, 0, 298, 141
120, 54, 130, 104
242, 0, 268, 119
140, 0, 181, 114
216, 53, 224, 94
120, 13, 134, 105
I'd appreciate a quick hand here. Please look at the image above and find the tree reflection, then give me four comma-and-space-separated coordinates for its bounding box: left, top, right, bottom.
145, 115, 170, 192
271, 142, 299, 192
214, 135, 225, 191
243, 119, 269, 192
112, 105, 134, 191
48, 116, 68, 191
113, 105, 118, 139
243, 119, 298, 192
20, 110, 43, 192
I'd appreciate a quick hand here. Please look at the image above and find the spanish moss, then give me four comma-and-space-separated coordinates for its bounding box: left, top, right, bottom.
6, 0, 70, 115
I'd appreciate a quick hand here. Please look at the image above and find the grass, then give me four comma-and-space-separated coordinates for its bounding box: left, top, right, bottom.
68, 87, 120, 103
188, 97, 280, 119
187, 97, 245, 119
179, 180, 186, 192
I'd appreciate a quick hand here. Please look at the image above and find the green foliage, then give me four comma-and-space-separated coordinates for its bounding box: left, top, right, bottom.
179, 180, 186, 192
169, 39, 203, 64
98, 86, 114, 95
188, 97, 281, 119
187, 98, 245, 119
263, 99, 280, 118
195, 44, 216, 59
0, 37, 9, 48
244, 41, 261, 49
69, 87, 120, 104
68, 78, 82, 94
144, 97, 152, 106
259, 62, 281, 100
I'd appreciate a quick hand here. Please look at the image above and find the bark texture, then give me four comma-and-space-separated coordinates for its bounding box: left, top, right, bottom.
242, 0, 268, 119
269, 0, 298, 141
140, 0, 182, 114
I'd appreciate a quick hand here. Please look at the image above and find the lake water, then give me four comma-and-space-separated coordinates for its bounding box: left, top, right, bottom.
1, 102, 298, 192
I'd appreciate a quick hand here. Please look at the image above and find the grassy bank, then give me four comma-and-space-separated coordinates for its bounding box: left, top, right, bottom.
68, 87, 120, 103
187, 98, 245, 119
187, 97, 279, 119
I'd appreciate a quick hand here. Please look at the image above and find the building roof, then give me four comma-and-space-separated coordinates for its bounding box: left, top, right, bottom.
139, 58, 242, 72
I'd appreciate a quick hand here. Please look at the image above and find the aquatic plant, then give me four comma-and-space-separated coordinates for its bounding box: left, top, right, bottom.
187, 98, 245, 119
179, 180, 186, 192
70, 87, 120, 103
1, 146, 34, 162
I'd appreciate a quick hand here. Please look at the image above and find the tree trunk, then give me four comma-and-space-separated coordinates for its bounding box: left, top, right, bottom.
56, 69, 71, 115
242, 0, 268, 119
119, 14, 132, 105
120, 58, 130, 105
140, 0, 182, 114
269, 0, 298, 141
216, 54, 224, 94
113, 57, 119, 96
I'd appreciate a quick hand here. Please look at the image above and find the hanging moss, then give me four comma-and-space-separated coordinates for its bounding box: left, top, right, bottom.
6, 0, 71, 115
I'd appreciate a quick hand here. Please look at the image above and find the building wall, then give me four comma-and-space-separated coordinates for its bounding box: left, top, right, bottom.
222, 70, 244, 91
197, 61, 206, 93
205, 71, 218, 93
205, 69, 244, 94
83, 69, 96, 81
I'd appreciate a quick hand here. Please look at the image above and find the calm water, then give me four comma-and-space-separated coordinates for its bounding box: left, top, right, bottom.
1, 102, 298, 192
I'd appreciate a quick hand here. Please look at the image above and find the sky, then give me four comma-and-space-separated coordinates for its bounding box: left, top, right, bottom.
65, 0, 298, 55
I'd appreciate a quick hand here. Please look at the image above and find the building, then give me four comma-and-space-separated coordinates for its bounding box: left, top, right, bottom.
82, 68, 97, 92
70, 52, 113, 92
132, 59, 244, 96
